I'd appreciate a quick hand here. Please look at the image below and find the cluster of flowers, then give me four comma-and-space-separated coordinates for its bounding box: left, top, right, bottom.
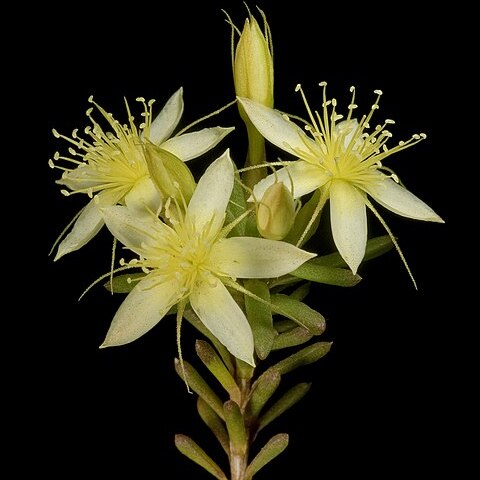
49, 9, 442, 369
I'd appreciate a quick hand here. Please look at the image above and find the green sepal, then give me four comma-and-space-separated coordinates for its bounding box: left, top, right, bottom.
270, 294, 326, 335
244, 280, 276, 360
174, 434, 227, 480
270, 342, 332, 375
258, 383, 312, 432
144, 142, 196, 203
195, 340, 241, 403
245, 433, 289, 479
272, 327, 313, 350
248, 369, 281, 418
174, 358, 225, 420
103, 272, 145, 293
197, 398, 230, 455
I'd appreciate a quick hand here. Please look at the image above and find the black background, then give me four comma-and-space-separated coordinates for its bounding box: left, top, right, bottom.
44, 1, 455, 477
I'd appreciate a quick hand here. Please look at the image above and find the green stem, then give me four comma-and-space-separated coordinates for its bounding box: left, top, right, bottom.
242, 120, 267, 190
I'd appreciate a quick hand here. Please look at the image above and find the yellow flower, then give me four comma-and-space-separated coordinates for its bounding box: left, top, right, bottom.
100, 151, 315, 365
238, 83, 444, 275
50, 88, 233, 260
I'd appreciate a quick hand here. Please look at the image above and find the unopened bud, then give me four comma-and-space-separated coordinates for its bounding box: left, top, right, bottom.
257, 182, 295, 240
234, 14, 274, 109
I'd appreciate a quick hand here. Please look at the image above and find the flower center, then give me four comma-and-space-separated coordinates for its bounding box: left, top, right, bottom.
293, 83, 427, 191
50, 97, 156, 199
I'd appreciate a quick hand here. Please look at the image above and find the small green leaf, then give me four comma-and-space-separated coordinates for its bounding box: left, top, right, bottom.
258, 383, 311, 432
273, 318, 298, 333
224, 400, 248, 456
317, 235, 394, 268
103, 272, 145, 293
197, 398, 230, 455
270, 342, 332, 375
285, 189, 322, 245
272, 327, 313, 350
270, 294, 326, 335
248, 369, 281, 418
244, 280, 277, 360
289, 282, 311, 301
196, 340, 241, 402
291, 262, 361, 287
174, 358, 225, 420
175, 434, 227, 480
245, 433, 289, 479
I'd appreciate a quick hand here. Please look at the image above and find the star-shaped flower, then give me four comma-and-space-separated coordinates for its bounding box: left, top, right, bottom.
50, 88, 233, 260
238, 83, 444, 275
101, 151, 315, 365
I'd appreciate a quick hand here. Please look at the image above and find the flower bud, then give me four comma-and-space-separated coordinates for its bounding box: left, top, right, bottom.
143, 141, 196, 203
257, 182, 295, 240
234, 13, 273, 110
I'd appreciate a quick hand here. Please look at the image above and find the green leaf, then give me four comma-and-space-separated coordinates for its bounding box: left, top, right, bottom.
258, 383, 311, 432
245, 433, 289, 479
197, 398, 230, 455
244, 280, 277, 360
224, 400, 248, 456
103, 272, 145, 293
248, 369, 281, 418
289, 282, 311, 301
317, 235, 394, 268
272, 327, 313, 350
175, 434, 227, 480
291, 262, 362, 287
270, 294, 326, 335
174, 358, 225, 420
273, 318, 298, 333
195, 340, 241, 403
285, 189, 322, 245
225, 172, 249, 237
270, 342, 332, 375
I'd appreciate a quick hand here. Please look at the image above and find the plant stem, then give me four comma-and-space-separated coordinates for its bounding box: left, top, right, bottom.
228, 360, 255, 480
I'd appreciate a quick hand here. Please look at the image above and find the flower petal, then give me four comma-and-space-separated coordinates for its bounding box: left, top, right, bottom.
102, 205, 174, 257
101, 274, 181, 347
237, 97, 317, 157
54, 189, 123, 261
124, 177, 163, 219
211, 237, 315, 278
190, 274, 255, 366
367, 176, 444, 223
330, 180, 367, 274
187, 150, 234, 233
161, 127, 235, 162
147, 87, 184, 145
250, 161, 330, 201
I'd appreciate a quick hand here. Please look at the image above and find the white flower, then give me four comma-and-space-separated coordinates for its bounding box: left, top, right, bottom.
238, 84, 444, 275
50, 87, 233, 260
100, 151, 315, 365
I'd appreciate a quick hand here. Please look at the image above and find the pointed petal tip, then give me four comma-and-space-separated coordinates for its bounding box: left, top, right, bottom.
53, 246, 71, 262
